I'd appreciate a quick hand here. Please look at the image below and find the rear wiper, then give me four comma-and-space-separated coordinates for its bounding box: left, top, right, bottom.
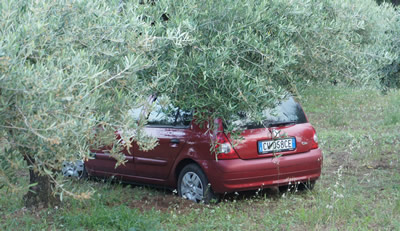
267, 121, 296, 127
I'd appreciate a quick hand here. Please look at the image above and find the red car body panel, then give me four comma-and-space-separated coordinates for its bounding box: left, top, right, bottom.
232, 123, 317, 160
201, 148, 322, 193
86, 101, 323, 194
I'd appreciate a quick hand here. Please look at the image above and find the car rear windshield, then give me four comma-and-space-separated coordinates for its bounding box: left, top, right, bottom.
229, 97, 308, 129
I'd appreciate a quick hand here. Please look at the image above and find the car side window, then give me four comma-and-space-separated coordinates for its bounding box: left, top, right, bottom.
130, 99, 192, 127
147, 102, 178, 126
175, 109, 193, 127
129, 107, 143, 121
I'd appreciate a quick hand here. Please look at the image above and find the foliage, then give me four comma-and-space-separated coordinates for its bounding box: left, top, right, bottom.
139, 0, 400, 95
1, 0, 400, 204
0, 0, 158, 201
379, 7, 400, 90
132, 0, 400, 126
291, 0, 398, 87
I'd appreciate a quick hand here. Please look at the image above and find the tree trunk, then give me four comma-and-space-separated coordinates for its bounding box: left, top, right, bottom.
23, 154, 60, 208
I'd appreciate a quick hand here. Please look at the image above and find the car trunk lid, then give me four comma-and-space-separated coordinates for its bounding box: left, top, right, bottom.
228, 123, 317, 160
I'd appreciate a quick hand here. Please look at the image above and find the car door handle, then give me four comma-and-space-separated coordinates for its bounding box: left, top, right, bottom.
170, 138, 180, 144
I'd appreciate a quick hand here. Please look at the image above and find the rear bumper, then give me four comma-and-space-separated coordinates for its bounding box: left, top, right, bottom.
201, 148, 323, 193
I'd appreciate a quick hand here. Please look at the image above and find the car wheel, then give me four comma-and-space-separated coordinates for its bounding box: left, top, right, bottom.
62, 160, 88, 179
178, 164, 219, 203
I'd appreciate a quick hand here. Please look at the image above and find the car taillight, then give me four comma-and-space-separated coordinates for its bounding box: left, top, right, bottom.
311, 129, 319, 149
215, 133, 239, 160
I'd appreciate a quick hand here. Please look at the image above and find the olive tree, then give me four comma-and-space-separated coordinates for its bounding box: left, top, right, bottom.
0, 0, 160, 207
1, 0, 399, 207
0, 0, 287, 207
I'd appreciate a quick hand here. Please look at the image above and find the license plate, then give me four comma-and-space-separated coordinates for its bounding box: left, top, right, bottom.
258, 138, 296, 154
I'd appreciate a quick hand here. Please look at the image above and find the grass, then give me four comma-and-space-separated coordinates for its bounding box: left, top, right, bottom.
1, 84, 400, 230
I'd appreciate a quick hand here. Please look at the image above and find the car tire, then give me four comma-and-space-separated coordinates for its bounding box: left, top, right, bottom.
62, 160, 88, 179
177, 164, 219, 203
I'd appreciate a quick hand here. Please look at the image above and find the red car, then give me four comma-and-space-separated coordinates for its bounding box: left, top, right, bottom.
63, 97, 323, 203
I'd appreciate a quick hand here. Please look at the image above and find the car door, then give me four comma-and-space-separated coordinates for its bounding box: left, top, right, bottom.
132, 100, 192, 180
88, 147, 136, 177
86, 108, 144, 177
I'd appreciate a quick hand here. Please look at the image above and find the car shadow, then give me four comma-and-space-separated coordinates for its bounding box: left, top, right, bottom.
219, 187, 281, 202
84, 176, 311, 205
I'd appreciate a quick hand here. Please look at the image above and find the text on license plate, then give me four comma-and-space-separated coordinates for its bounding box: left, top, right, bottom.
258, 138, 296, 154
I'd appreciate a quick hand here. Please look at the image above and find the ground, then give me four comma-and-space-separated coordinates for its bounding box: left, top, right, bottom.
1, 84, 400, 230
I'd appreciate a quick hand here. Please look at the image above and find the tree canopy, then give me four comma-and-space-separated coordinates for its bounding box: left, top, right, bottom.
0, 0, 399, 206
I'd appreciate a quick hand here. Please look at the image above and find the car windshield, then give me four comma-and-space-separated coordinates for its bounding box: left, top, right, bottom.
229, 97, 307, 129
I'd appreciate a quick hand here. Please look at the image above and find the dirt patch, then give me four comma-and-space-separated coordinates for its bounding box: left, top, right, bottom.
1, 206, 55, 226
323, 151, 357, 173
129, 194, 203, 213
128, 188, 282, 213
365, 153, 398, 170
